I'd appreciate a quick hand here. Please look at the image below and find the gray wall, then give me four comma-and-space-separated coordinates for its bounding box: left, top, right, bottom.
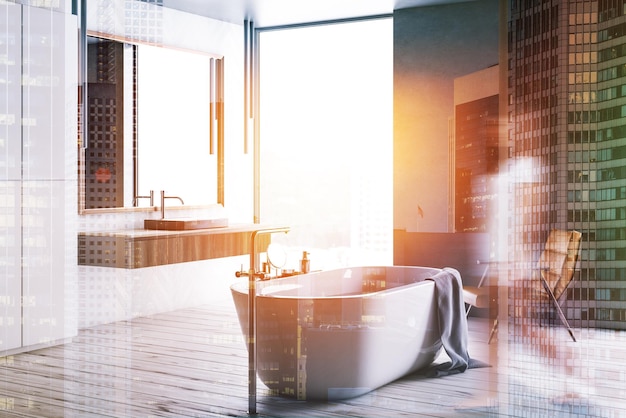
393, 0, 500, 232
394, 230, 490, 287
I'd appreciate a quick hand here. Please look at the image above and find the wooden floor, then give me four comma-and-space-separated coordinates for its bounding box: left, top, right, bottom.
2, 300, 626, 417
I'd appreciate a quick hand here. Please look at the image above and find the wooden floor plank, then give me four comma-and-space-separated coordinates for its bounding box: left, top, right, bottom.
2, 301, 626, 417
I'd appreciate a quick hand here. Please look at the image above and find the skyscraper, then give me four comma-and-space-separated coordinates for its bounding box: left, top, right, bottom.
453, 65, 500, 234
509, 0, 626, 330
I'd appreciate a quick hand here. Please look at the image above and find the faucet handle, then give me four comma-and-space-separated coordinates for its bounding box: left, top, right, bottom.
132, 191, 155, 206
235, 264, 249, 278
234, 266, 269, 280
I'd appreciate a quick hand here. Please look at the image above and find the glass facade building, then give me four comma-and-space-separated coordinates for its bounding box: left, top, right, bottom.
509, 0, 626, 329
454, 92, 500, 233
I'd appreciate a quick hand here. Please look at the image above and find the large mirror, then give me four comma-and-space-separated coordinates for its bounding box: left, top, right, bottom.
79, 34, 224, 212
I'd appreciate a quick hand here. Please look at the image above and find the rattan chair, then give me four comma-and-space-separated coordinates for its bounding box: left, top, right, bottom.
536, 229, 582, 342
463, 229, 582, 343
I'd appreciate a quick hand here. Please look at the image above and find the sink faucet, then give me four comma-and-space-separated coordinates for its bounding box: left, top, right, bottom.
234, 226, 290, 415
160, 190, 184, 219
132, 190, 154, 206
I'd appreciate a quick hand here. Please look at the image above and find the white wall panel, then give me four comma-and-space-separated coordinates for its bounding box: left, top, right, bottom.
0, 1, 22, 352
19, 5, 78, 349
22, 180, 69, 346
0, 1, 22, 182
19, 0, 72, 15
0, 181, 22, 351
22, 6, 75, 181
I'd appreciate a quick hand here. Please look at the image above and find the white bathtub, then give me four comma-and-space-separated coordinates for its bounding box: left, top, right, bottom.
230, 266, 443, 401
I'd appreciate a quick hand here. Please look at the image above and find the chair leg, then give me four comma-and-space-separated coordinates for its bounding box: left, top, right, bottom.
553, 301, 576, 342
541, 277, 576, 342
487, 318, 498, 344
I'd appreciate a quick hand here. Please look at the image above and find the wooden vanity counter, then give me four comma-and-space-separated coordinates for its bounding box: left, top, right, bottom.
78, 224, 276, 269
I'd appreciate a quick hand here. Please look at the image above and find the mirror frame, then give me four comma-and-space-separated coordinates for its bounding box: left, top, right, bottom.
78, 30, 225, 215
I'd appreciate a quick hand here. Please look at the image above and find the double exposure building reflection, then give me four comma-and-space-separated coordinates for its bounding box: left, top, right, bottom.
508, 1, 626, 330
254, 269, 390, 399
453, 65, 501, 234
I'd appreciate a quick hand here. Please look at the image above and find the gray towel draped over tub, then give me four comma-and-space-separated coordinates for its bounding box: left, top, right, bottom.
426, 267, 489, 377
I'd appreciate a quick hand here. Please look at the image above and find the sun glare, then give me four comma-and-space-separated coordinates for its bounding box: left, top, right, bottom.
259, 18, 393, 271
